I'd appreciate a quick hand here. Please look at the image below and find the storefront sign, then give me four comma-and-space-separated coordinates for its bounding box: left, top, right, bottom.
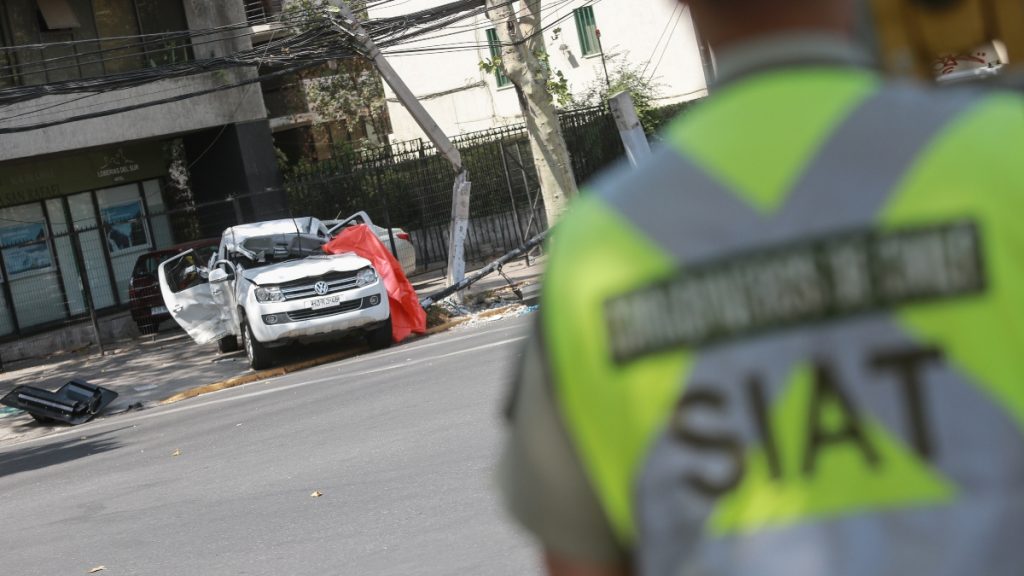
0, 142, 168, 206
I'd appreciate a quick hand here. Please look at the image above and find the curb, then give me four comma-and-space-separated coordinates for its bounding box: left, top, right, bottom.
159, 319, 470, 405
159, 303, 522, 406
160, 349, 363, 405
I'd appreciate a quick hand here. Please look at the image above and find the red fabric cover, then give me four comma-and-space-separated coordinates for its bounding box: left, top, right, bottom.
322, 224, 425, 343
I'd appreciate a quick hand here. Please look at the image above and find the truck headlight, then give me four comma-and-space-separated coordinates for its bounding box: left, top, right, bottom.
255, 286, 284, 302
355, 267, 377, 287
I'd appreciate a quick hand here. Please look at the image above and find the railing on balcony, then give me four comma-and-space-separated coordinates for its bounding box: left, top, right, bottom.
0, 0, 193, 88
245, 0, 285, 25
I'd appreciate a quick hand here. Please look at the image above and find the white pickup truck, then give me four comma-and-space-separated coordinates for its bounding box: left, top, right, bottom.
158, 217, 391, 370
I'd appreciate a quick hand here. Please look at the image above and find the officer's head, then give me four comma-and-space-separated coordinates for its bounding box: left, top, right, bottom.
682, 0, 859, 50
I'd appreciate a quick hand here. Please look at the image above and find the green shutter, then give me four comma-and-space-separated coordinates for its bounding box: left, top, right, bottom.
486, 28, 511, 88
574, 6, 599, 56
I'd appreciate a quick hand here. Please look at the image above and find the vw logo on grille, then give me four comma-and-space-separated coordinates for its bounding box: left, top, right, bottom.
313, 281, 330, 296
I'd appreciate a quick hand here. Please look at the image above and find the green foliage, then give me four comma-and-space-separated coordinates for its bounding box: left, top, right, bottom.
478, 57, 502, 74
535, 50, 572, 108
479, 50, 574, 108
574, 54, 664, 133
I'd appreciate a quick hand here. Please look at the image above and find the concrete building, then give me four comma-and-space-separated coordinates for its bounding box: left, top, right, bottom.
0, 0, 289, 347
367, 0, 709, 141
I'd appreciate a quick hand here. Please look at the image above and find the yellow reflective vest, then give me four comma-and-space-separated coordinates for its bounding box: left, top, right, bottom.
541, 66, 1024, 575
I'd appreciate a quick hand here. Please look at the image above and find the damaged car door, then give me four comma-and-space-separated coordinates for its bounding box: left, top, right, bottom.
158, 249, 233, 345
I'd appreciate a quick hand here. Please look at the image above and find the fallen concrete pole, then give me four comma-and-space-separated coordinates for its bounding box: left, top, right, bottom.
419, 230, 549, 309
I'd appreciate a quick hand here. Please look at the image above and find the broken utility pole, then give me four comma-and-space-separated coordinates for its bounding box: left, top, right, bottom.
609, 91, 652, 167
486, 0, 578, 226
327, 0, 472, 296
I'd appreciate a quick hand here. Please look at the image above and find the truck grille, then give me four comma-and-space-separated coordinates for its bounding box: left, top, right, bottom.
286, 297, 367, 321
279, 270, 360, 301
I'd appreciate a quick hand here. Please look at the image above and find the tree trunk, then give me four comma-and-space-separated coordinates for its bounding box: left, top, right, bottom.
486, 0, 578, 225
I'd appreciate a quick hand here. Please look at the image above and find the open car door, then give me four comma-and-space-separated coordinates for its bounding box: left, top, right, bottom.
158, 249, 231, 345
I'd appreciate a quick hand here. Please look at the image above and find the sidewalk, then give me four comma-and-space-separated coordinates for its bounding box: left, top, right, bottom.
0, 256, 544, 446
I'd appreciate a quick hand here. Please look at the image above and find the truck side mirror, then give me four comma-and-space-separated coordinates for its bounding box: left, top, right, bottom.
209, 268, 232, 284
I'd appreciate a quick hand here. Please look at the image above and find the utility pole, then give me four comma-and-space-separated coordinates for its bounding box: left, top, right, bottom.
327, 0, 472, 296
609, 91, 651, 167
486, 0, 578, 226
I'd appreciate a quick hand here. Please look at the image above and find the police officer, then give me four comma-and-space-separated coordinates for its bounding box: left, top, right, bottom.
500, 0, 1024, 575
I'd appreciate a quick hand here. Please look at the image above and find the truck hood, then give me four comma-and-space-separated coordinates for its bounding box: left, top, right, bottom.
241, 252, 370, 285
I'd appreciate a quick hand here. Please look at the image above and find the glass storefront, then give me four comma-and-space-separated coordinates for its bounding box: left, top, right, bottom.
0, 178, 175, 336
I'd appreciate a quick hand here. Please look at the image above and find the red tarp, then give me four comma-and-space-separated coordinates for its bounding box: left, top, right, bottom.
322, 224, 426, 343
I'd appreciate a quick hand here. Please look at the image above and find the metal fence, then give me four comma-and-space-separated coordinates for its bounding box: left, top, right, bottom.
285, 106, 626, 270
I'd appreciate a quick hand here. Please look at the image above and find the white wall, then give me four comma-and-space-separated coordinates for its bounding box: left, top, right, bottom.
369, 0, 707, 142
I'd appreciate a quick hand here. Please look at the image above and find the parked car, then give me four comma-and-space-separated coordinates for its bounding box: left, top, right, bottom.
129, 238, 219, 334
158, 217, 391, 370
324, 211, 417, 276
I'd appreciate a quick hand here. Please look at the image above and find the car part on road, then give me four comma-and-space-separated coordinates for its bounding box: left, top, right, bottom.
0, 380, 118, 425
419, 230, 548, 309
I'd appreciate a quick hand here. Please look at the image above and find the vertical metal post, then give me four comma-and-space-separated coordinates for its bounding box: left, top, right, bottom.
0, 243, 21, 336
61, 195, 105, 357
498, 142, 529, 265
90, 193, 120, 306
597, 29, 612, 90
373, 162, 399, 259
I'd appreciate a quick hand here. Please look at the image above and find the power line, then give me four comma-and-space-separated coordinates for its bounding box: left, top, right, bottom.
0, 0, 586, 133
646, 8, 682, 83
0, 62, 319, 135
641, 2, 681, 79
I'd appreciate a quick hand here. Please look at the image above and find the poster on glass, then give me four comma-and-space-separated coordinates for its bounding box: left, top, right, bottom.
0, 223, 52, 280
101, 200, 149, 254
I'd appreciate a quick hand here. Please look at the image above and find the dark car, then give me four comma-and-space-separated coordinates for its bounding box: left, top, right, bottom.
128, 238, 219, 334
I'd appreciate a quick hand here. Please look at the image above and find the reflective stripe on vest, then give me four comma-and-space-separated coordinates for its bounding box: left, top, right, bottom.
541, 69, 1024, 575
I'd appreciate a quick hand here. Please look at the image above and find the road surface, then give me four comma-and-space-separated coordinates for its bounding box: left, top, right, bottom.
0, 315, 540, 576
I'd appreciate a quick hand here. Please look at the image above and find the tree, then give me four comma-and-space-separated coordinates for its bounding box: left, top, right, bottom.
485, 0, 578, 225
283, 0, 389, 146
574, 54, 665, 133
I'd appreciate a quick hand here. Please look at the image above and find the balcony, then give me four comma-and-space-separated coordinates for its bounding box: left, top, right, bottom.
245, 0, 285, 24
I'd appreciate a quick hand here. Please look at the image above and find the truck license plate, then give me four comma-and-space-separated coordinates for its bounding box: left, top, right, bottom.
152, 306, 168, 315
309, 295, 342, 310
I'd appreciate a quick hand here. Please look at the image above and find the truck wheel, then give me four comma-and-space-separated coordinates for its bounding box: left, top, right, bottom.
366, 317, 393, 351
218, 335, 239, 353
243, 323, 274, 370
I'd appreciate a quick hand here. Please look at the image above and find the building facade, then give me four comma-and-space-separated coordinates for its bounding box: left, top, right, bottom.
367, 0, 709, 141
0, 0, 286, 340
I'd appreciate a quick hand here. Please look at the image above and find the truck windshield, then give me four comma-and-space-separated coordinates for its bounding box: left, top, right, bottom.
230, 233, 325, 269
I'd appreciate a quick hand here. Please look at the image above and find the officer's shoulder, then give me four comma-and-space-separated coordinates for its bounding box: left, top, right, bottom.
886, 81, 1024, 135
577, 145, 688, 219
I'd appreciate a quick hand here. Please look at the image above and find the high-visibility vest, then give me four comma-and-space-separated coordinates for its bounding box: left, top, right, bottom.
542, 67, 1024, 575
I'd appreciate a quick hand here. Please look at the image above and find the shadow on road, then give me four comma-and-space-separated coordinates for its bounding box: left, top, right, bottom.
0, 429, 126, 479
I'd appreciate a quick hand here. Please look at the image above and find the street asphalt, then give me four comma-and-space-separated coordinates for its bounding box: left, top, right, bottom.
0, 315, 540, 576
